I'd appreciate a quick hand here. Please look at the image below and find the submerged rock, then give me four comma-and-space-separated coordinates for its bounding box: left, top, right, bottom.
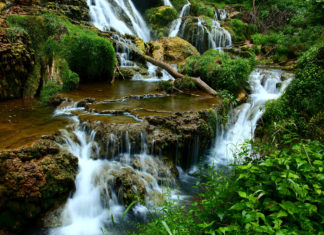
0, 138, 78, 232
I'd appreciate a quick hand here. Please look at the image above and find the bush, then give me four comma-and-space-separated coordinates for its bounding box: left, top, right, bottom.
182, 50, 254, 95
174, 76, 196, 90
139, 140, 324, 235
158, 81, 173, 93
39, 81, 62, 104
227, 19, 247, 42
62, 34, 116, 82
261, 43, 324, 140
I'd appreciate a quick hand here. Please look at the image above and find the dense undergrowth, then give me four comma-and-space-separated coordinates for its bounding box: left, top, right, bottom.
137, 0, 324, 234
181, 50, 255, 95
6, 13, 116, 103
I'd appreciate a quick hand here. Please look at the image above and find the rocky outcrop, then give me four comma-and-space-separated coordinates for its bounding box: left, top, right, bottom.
46, 0, 89, 21
148, 37, 200, 64
0, 25, 34, 100
0, 137, 78, 232
80, 108, 221, 168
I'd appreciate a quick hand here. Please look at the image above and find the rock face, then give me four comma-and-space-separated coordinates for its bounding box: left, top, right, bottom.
0, 138, 78, 232
148, 37, 200, 64
46, 0, 89, 21
81, 108, 221, 169
0, 26, 34, 100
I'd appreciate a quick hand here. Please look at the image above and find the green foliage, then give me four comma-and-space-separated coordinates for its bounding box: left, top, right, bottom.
170, 0, 187, 12
62, 34, 116, 82
159, 81, 174, 93
227, 19, 247, 42
146, 6, 178, 38
139, 140, 324, 234
182, 50, 254, 95
39, 81, 62, 104
262, 43, 324, 140
55, 58, 80, 91
190, 1, 214, 18
174, 76, 196, 91
146, 6, 177, 27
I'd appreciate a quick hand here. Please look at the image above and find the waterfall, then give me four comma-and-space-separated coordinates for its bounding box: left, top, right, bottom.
214, 9, 227, 20
111, 34, 137, 68
169, 1, 191, 37
164, 0, 173, 7
49, 102, 180, 234
87, 0, 151, 42
179, 17, 232, 53
208, 69, 294, 168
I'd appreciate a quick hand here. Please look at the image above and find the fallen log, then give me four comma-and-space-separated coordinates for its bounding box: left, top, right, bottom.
142, 55, 218, 96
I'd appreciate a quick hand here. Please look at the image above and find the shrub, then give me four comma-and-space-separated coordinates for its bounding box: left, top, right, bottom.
139, 140, 324, 235
261, 43, 324, 140
227, 19, 247, 42
62, 34, 116, 82
182, 50, 254, 95
39, 81, 62, 104
174, 76, 196, 90
158, 81, 173, 93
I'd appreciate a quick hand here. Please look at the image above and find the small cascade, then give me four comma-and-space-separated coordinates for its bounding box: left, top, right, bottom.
49, 103, 181, 234
214, 9, 227, 20
208, 69, 294, 167
163, 0, 173, 7
87, 0, 151, 42
111, 34, 137, 68
132, 62, 175, 82
169, 1, 191, 37
179, 17, 232, 53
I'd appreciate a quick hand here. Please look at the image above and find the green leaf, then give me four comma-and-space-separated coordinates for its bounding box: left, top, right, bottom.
238, 191, 248, 198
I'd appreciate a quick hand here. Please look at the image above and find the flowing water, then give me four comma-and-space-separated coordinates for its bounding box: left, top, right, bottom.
208, 68, 294, 168
87, 0, 151, 42
7, 2, 294, 234
169, 1, 191, 37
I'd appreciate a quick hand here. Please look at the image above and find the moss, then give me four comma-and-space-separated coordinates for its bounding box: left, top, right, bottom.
23, 62, 41, 98
39, 81, 62, 104
159, 81, 174, 93
181, 50, 254, 95
174, 75, 196, 91
225, 19, 247, 43
146, 6, 178, 38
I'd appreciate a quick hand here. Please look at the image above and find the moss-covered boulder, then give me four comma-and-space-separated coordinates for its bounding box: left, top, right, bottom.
146, 6, 177, 38
0, 27, 34, 100
148, 37, 200, 64
46, 0, 89, 21
0, 138, 78, 232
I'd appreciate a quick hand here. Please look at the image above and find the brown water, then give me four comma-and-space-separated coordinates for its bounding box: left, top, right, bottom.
0, 99, 69, 150
0, 81, 221, 149
60, 80, 161, 101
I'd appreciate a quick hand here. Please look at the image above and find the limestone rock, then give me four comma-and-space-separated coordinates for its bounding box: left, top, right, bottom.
0, 138, 78, 231
148, 37, 200, 64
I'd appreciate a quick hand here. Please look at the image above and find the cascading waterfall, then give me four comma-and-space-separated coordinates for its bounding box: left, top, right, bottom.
111, 34, 137, 68
179, 17, 232, 53
168, 1, 191, 37
208, 69, 294, 168
214, 9, 227, 20
163, 0, 173, 7
49, 103, 180, 235
87, 0, 151, 42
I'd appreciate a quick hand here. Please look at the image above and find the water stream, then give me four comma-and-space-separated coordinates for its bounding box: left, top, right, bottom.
29, 2, 294, 234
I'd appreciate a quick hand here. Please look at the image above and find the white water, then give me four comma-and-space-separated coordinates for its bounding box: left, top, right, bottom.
49, 103, 180, 235
87, 0, 151, 42
179, 17, 232, 52
208, 69, 293, 167
132, 62, 175, 82
164, 0, 173, 7
169, 1, 191, 37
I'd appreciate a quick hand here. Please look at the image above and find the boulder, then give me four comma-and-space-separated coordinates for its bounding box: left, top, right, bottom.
0, 138, 78, 232
148, 37, 200, 64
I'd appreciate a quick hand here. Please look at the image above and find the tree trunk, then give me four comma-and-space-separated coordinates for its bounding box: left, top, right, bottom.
142, 55, 218, 96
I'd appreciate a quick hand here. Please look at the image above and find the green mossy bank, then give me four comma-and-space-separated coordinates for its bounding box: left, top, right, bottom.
1, 12, 116, 103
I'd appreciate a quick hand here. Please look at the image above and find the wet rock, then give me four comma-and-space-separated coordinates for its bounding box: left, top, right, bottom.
0, 139, 78, 232
148, 37, 200, 64
48, 94, 67, 107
